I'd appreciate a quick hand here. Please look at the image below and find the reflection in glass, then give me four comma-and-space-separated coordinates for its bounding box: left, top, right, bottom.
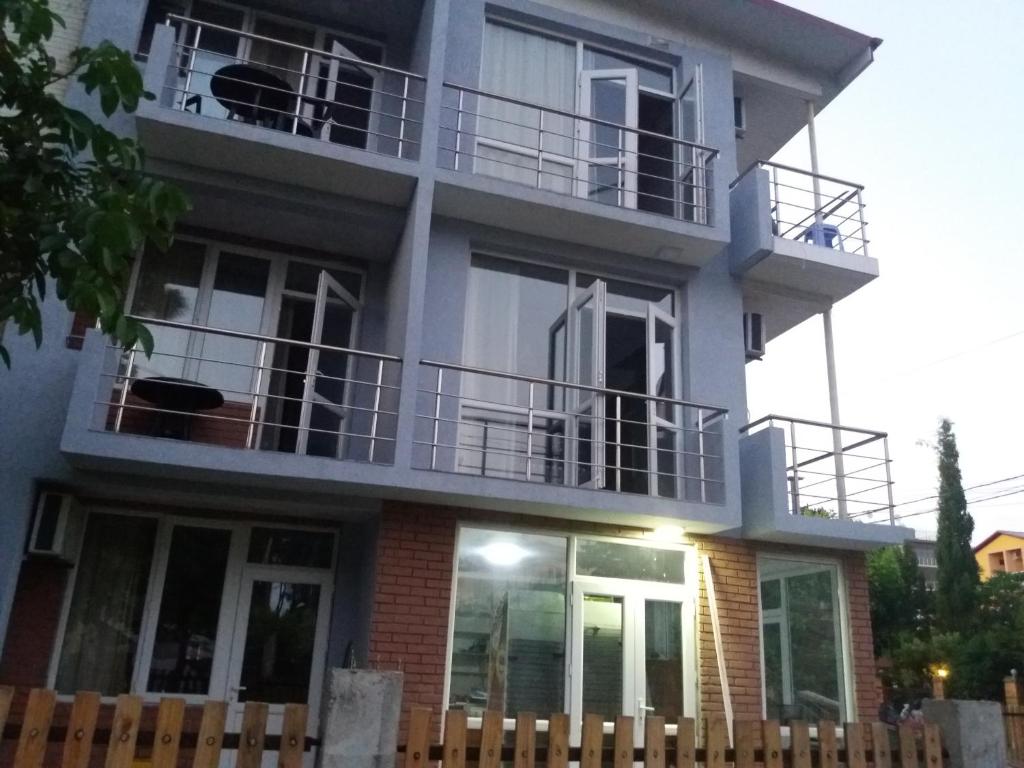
760, 560, 846, 723
247, 528, 334, 568
239, 581, 321, 703
582, 594, 623, 720
55, 514, 158, 695
576, 540, 685, 583
148, 526, 231, 694
645, 600, 683, 719
448, 529, 568, 717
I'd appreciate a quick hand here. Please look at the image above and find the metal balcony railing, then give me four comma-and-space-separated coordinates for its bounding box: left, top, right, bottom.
741, 415, 894, 523
162, 15, 426, 160
439, 83, 718, 224
414, 360, 728, 503
99, 317, 402, 465
736, 160, 869, 256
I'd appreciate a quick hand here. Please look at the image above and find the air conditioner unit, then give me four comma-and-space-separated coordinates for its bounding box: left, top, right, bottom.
744, 312, 766, 360
28, 491, 76, 558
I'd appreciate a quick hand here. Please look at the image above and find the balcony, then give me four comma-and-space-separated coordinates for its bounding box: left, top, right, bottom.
739, 415, 911, 549
433, 84, 728, 265
136, 17, 427, 206
730, 162, 878, 327
411, 361, 733, 527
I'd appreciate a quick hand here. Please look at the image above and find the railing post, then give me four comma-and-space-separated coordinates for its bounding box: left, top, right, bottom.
430, 368, 443, 471
368, 358, 384, 464
537, 110, 545, 189
454, 88, 464, 172
614, 395, 622, 492
788, 419, 801, 515
398, 76, 410, 159
856, 188, 869, 257
525, 381, 535, 482
246, 340, 268, 449
180, 23, 201, 111
697, 407, 707, 503
292, 50, 310, 135
884, 435, 895, 525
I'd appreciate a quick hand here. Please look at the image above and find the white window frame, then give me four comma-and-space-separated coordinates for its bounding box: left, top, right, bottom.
755, 554, 856, 723
47, 507, 339, 708
442, 523, 698, 737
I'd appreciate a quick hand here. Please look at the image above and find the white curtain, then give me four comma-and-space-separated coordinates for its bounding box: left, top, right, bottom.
478, 23, 576, 186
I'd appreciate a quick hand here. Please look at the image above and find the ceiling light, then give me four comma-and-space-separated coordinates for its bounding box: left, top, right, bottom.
478, 540, 531, 567
647, 525, 686, 542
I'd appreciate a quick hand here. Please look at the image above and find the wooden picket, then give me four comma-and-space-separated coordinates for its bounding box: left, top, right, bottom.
0, 687, 311, 768
397, 707, 946, 767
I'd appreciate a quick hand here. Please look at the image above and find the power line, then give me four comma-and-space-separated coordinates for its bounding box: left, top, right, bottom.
885, 485, 1024, 524
876, 327, 1024, 384
849, 471, 1024, 519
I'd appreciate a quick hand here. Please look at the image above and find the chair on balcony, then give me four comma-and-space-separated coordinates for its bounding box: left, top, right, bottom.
800, 221, 844, 251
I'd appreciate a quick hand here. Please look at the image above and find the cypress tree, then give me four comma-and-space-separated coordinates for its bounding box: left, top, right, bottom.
934, 418, 980, 631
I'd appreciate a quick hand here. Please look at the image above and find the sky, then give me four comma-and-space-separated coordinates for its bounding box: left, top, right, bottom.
744, 1, 1024, 542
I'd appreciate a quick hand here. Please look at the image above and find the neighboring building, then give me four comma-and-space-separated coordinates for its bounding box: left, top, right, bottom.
909, 532, 938, 590
0, 0, 911, 750
974, 531, 1024, 580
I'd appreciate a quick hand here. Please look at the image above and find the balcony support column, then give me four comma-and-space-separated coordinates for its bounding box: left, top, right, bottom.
822, 307, 849, 518
806, 100, 825, 232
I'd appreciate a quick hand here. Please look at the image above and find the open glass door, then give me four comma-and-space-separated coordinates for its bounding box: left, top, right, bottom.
647, 305, 680, 499
577, 70, 639, 209
570, 281, 606, 489
312, 38, 379, 147
296, 270, 360, 458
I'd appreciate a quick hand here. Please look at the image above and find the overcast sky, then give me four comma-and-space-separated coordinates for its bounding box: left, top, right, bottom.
744, 1, 1024, 542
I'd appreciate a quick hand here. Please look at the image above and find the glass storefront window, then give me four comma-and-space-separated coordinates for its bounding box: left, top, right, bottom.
576, 539, 685, 583
759, 558, 847, 724
448, 529, 568, 716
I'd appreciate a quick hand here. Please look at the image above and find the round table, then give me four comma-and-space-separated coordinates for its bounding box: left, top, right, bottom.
130, 376, 224, 440
210, 63, 312, 137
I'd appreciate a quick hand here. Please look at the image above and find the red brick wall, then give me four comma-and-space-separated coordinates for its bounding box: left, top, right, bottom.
844, 551, 879, 722
0, 558, 68, 690
694, 537, 764, 720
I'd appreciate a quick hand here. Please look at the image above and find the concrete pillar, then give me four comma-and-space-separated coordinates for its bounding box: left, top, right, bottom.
319, 669, 404, 768
922, 699, 1007, 768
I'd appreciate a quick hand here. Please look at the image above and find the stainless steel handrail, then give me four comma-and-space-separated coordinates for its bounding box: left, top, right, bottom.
732, 159, 865, 191
740, 413, 885, 439
420, 359, 728, 415
127, 315, 401, 362
166, 14, 426, 82
444, 81, 719, 157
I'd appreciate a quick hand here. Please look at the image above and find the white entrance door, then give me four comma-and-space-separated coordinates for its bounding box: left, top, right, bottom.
577, 70, 639, 209
296, 269, 361, 457
569, 579, 695, 743
224, 565, 334, 765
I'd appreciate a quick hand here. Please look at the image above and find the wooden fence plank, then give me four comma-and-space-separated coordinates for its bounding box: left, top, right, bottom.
613, 716, 633, 768
191, 700, 227, 768
236, 701, 268, 768
0, 686, 13, 741
676, 718, 695, 768
150, 697, 185, 768
818, 721, 838, 768
923, 722, 942, 768
897, 723, 918, 768
580, 714, 603, 768
404, 707, 432, 768
790, 721, 812, 768
872, 721, 893, 768
514, 712, 536, 768
13, 688, 56, 768
643, 716, 665, 768
104, 694, 142, 768
845, 722, 867, 768
705, 715, 728, 768
442, 710, 467, 768
761, 720, 783, 768
733, 720, 756, 768
61, 691, 101, 768
278, 703, 308, 768
546, 713, 569, 768
478, 711, 503, 768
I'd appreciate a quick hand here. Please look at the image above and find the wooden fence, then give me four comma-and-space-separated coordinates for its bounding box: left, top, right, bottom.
0, 687, 310, 768
400, 709, 944, 768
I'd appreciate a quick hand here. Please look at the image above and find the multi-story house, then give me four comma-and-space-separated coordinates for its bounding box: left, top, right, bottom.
974, 531, 1024, 580
0, 0, 911, 749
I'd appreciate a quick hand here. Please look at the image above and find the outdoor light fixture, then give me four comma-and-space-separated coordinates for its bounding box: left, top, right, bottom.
478, 540, 530, 566
647, 525, 686, 542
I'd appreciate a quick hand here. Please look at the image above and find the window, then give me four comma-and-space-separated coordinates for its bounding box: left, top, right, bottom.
54, 513, 336, 700
759, 558, 848, 723
448, 528, 568, 716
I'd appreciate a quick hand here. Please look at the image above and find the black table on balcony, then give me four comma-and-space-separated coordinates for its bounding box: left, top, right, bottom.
130, 376, 224, 440
210, 63, 314, 137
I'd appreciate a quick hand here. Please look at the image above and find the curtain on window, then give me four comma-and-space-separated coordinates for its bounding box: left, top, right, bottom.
477, 23, 576, 189
55, 514, 158, 695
